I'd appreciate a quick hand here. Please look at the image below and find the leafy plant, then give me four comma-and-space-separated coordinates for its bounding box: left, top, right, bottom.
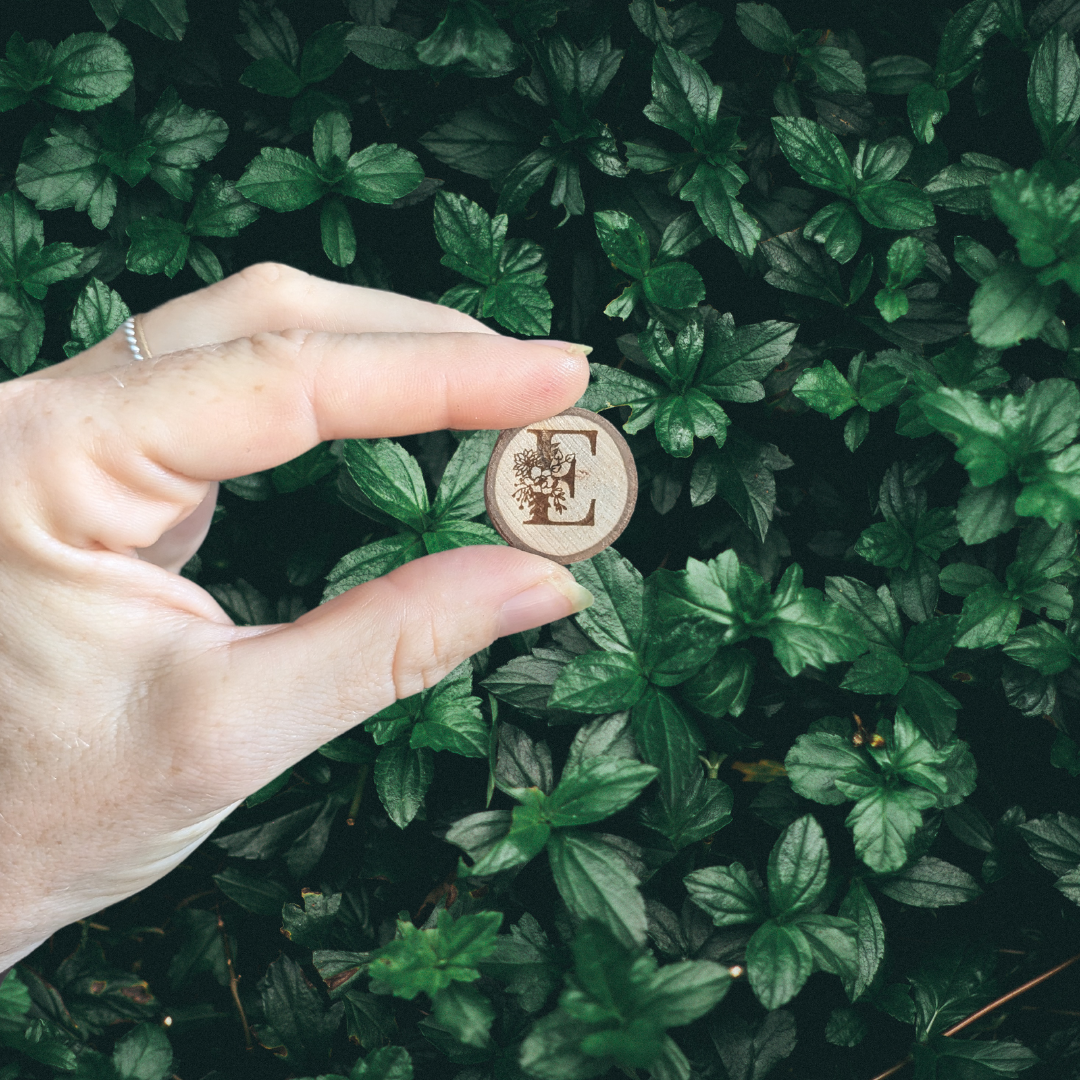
686, 814, 859, 1008
6, 2, 1080, 1079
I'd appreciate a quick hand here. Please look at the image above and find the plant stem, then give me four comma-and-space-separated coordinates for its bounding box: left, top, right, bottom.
941, 951, 1080, 1037
217, 907, 252, 1051
346, 763, 369, 826
867, 950, 1080, 1080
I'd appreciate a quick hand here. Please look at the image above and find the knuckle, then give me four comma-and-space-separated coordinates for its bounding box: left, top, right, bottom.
233, 261, 309, 292
386, 590, 457, 702
244, 328, 315, 366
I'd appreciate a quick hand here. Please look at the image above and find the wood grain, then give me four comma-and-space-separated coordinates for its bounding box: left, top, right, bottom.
485, 407, 637, 565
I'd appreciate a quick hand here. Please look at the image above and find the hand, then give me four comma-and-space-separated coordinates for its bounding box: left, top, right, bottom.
0, 263, 591, 968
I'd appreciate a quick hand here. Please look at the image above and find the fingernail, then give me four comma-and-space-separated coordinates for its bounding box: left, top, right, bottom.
498, 573, 594, 637
535, 340, 594, 356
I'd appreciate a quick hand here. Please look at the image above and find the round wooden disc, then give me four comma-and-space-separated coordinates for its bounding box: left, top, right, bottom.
485, 407, 638, 565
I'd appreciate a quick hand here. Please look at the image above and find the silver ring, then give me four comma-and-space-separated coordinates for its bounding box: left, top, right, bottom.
122, 315, 152, 362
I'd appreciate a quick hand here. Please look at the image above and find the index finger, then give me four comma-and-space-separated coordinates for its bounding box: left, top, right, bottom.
30, 262, 501, 379
12, 329, 589, 553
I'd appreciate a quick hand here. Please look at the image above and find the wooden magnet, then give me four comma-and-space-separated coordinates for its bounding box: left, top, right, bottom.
485, 407, 638, 565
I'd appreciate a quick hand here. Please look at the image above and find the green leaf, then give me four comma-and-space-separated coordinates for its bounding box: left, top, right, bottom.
680, 161, 762, 257
65, 278, 129, 356
735, 3, 795, 54
126, 216, 189, 278
549, 651, 648, 712
956, 480, 1020, 544
321, 195, 356, 267
435, 189, 504, 282
283, 889, 341, 949
847, 785, 936, 873
875, 856, 982, 907
237, 147, 328, 210
841, 649, 909, 695
520, 919, 728, 1077
117, 0, 189, 43
826, 576, 904, 652
955, 584, 1020, 648
935, 0, 1000, 86
762, 563, 869, 677
299, 22, 349, 85
241, 55, 304, 96
0, 970, 29, 1021
926, 1035, 1038, 1077
406, 665, 489, 759
771, 117, 855, 197
546, 830, 646, 947
767, 814, 829, 917
1003, 621, 1075, 675
257, 952, 343, 1064
571, 547, 643, 654
546, 757, 658, 827
867, 54, 934, 95
630, 688, 705, 805
368, 909, 502, 999
855, 181, 935, 230
642, 259, 706, 309
682, 647, 755, 717
969, 263, 1059, 349
792, 359, 856, 419
745, 921, 813, 1010
212, 867, 291, 916
16, 117, 116, 229
1014, 444, 1080, 526
430, 430, 497, 524
786, 732, 875, 806
44, 32, 134, 111
346, 25, 422, 70
760, 229, 846, 306
342, 439, 430, 532
801, 45, 866, 94
1019, 811, 1080, 876
415, 0, 515, 77
461, 803, 550, 877
168, 907, 228, 989
427, 982, 495, 1052
338, 142, 423, 205
643, 42, 720, 145
435, 191, 552, 335
838, 880, 885, 1001
142, 87, 228, 201
684, 861, 767, 926
907, 83, 950, 145
374, 742, 433, 829
804, 200, 863, 264
322, 535, 425, 600
692, 433, 793, 542
926, 153, 1011, 217
896, 673, 961, 744
904, 616, 959, 670
643, 771, 734, 849
1029, 26, 1080, 154
711, 1010, 798, 1080
111, 1023, 173, 1080
352, 1046, 414, 1080
795, 913, 859, 980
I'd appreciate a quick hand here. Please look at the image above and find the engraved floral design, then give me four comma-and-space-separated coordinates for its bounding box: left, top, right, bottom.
512, 433, 576, 524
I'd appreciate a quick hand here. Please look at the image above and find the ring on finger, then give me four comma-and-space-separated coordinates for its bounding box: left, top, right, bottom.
122, 315, 153, 363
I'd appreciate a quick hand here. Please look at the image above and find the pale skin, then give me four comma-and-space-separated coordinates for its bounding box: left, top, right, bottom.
0, 262, 593, 970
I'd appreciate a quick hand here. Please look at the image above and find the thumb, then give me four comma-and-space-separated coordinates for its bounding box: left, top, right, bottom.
183, 546, 592, 801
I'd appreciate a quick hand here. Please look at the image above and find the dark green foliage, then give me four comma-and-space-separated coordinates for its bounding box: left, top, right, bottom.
5, 2, 1080, 1080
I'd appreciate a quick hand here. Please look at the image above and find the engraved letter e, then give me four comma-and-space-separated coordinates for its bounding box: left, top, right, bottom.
525, 428, 597, 526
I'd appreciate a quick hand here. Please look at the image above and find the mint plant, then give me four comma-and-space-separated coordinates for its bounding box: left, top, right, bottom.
6, 2, 1080, 1079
